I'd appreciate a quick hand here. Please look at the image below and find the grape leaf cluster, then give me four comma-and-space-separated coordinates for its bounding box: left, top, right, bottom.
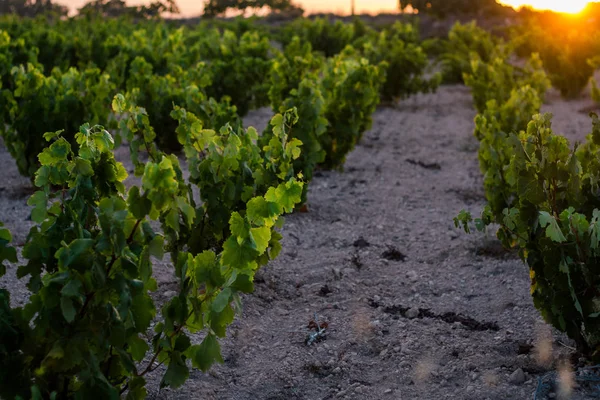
455, 23, 600, 358
0, 104, 303, 398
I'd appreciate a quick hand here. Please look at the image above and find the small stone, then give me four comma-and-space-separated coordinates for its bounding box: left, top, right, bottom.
163, 290, 177, 298
332, 268, 343, 280
369, 320, 382, 331
384, 389, 393, 394
393, 346, 401, 353
406, 307, 419, 319
406, 270, 419, 282
333, 367, 342, 374
355, 386, 364, 394
466, 385, 475, 393
509, 368, 525, 385
380, 349, 388, 357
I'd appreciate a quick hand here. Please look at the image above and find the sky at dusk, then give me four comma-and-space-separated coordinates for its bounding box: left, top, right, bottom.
53, 0, 592, 17
499, 0, 589, 13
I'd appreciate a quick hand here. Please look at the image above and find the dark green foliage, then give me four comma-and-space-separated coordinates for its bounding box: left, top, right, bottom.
513, 24, 600, 98
171, 108, 302, 253
455, 21, 600, 357
268, 36, 324, 108
193, 29, 273, 116
267, 36, 327, 202
319, 47, 385, 170
0, 20, 273, 172
124, 56, 240, 152
0, 222, 17, 277
280, 18, 360, 58
359, 22, 440, 103
0, 97, 303, 397
114, 93, 302, 256
458, 113, 600, 357
0, 14, 397, 398
463, 53, 549, 114
201, 16, 267, 38
473, 85, 544, 220
265, 77, 328, 204
0, 63, 115, 178
439, 21, 497, 84
463, 40, 549, 220
0, 18, 274, 113
0, 29, 38, 89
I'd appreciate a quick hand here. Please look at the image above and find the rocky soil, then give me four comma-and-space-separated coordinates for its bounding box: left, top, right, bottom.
1, 83, 599, 399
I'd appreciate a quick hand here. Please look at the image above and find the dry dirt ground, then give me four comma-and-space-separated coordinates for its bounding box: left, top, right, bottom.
1, 84, 600, 400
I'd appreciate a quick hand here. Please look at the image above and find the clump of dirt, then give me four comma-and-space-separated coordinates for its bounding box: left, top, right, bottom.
350, 252, 363, 269
353, 236, 370, 248
406, 158, 442, 170
317, 285, 332, 297
381, 245, 407, 262
369, 299, 500, 331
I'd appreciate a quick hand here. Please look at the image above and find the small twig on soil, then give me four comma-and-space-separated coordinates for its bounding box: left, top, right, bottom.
557, 341, 577, 351
305, 313, 328, 346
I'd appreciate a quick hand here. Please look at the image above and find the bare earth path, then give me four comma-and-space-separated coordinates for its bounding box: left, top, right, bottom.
1, 84, 597, 399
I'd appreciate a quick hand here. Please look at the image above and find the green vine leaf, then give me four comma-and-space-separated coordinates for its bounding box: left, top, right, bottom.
539, 211, 567, 243
188, 334, 224, 372
60, 296, 76, 323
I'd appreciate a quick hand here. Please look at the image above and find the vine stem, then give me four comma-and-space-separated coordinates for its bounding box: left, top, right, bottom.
78, 218, 142, 319
127, 219, 143, 244
135, 309, 195, 378
77, 254, 117, 319
500, 224, 528, 244
570, 218, 589, 264
104, 345, 114, 378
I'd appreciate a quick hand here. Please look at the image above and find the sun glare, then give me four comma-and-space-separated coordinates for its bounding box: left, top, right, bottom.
499, 0, 589, 14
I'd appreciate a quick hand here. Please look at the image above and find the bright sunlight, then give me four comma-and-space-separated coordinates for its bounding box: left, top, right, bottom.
499, 0, 589, 14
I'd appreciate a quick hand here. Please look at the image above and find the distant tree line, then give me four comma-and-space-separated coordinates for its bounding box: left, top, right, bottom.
78, 0, 179, 18
0, 0, 303, 18
399, 0, 514, 18
0, 0, 180, 17
0, 0, 67, 17
202, 0, 302, 17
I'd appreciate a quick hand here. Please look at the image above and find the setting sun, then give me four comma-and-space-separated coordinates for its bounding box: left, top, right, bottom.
499, 0, 589, 14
